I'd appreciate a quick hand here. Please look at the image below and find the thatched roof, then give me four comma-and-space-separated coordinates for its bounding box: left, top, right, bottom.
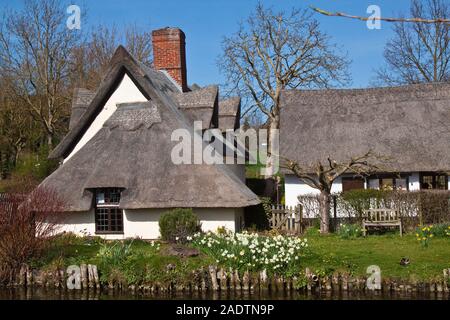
219, 97, 241, 131
280, 82, 450, 173
43, 46, 259, 211
171, 86, 219, 129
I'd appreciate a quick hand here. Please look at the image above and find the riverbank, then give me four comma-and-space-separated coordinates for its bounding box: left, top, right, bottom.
8, 231, 443, 293
36, 232, 450, 280
0, 230, 447, 299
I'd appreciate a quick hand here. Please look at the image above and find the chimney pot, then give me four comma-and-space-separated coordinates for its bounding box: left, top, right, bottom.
152, 27, 188, 92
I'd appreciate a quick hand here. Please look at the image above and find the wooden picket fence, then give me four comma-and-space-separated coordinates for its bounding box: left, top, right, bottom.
270, 205, 303, 234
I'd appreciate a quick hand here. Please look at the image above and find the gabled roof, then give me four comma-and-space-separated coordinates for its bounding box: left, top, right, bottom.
50, 46, 221, 159
50, 45, 180, 159
219, 97, 241, 131
280, 82, 450, 173
43, 46, 259, 211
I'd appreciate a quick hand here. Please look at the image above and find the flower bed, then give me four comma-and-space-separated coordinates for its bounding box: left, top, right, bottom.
190, 231, 308, 276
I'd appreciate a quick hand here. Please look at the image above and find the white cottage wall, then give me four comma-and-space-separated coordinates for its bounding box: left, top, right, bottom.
285, 174, 343, 208
56, 208, 243, 240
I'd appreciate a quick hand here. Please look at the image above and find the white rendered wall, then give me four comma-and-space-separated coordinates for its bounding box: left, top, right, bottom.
55, 208, 242, 240
409, 173, 420, 191
284, 174, 343, 208
64, 74, 147, 162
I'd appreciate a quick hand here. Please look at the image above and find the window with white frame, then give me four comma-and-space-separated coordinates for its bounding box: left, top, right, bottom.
94, 188, 123, 233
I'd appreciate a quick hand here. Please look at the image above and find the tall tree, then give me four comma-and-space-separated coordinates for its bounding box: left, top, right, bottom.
220, 3, 350, 174
0, 0, 82, 149
376, 0, 450, 85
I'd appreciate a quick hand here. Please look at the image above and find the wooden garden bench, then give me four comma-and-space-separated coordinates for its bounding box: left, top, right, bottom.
362, 208, 402, 237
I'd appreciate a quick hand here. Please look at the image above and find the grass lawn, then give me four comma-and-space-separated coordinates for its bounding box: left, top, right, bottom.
35, 231, 450, 284
301, 232, 450, 280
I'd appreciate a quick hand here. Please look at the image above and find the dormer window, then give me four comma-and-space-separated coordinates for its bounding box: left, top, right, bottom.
95, 188, 123, 234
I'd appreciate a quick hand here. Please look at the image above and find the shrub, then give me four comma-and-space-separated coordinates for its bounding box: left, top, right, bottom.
431, 223, 450, 237
337, 223, 364, 239
414, 223, 450, 248
159, 208, 201, 243
415, 225, 434, 248
0, 187, 65, 283
330, 190, 450, 230
339, 189, 388, 219
97, 241, 133, 267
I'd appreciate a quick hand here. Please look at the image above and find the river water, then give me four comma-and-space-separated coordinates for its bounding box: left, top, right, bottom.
0, 288, 448, 300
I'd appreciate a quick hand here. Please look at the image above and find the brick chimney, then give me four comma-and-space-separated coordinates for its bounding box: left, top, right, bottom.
152, 27, 188, 92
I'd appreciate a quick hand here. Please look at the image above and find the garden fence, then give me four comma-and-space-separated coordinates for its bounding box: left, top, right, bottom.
270, 205, 303, 234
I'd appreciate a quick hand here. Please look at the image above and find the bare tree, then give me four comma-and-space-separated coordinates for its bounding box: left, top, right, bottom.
219, 4, 350, 174
0, 0, 81, 149
281, 151, 387, 234
70, 24, 153, 90
377, 0, 450, 85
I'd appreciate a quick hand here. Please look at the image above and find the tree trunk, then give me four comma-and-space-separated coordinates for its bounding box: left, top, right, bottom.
264, 117, 279, 177
47, 133, 53, 150
319, 189, 331, 234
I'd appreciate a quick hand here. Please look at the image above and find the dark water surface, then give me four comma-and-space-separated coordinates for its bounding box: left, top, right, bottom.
0, 288, 448, 300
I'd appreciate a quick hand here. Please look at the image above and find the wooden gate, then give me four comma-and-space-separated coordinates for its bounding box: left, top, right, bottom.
270, 205, 303, 234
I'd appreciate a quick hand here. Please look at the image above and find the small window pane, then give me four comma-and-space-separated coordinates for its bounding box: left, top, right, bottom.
436, 175, 447, 190
396, 178, 407, 191
422, 176, 433, 189
368, 179, 379, 189
380, 178, 394, 190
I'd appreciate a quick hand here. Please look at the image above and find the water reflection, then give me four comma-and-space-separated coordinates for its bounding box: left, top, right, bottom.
0, 288, 448, 300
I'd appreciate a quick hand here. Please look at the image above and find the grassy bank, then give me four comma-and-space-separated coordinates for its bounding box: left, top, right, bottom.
34, 230, 450, 286
301, 232, 450, 280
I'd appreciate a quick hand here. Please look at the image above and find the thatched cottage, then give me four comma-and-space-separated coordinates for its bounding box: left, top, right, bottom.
41, 28, 259, 239
281, 84, 450, 208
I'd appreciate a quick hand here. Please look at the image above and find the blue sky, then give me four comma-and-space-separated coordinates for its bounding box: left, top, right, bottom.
1, 0, 413, 88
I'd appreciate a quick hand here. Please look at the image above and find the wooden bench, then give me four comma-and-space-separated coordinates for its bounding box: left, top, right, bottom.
362, 208, 402, 237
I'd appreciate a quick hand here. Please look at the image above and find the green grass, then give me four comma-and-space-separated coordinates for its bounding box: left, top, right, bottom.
36, 235, 214, 285
36, 231, 450, 285
301, 232, 450, 280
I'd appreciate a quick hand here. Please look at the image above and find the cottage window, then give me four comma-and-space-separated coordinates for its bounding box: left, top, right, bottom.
420, 173, 447, 190
95, 188, 123, 234
368, 175, 408, 191
342, 177, 365, 192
